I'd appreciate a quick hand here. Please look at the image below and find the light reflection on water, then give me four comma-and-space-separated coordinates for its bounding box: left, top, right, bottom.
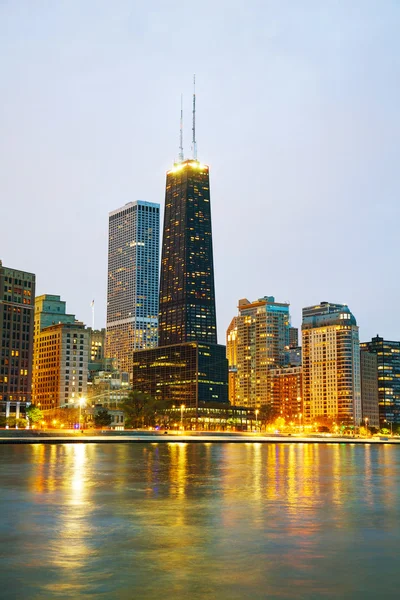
0, 443, 399, 599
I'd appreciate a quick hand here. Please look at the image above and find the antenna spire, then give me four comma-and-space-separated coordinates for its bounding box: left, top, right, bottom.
178, 94, 184, 163
192, 74, 197, 160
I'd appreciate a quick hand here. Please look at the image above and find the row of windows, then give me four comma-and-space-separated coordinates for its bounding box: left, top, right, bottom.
1, 276, 33, 287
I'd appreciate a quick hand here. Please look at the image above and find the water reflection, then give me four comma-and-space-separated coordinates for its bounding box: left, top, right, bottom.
0, 443, 399, 600
168, 442, 188, 499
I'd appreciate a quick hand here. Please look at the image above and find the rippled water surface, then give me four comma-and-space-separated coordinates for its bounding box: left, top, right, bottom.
1, 442, 400, 599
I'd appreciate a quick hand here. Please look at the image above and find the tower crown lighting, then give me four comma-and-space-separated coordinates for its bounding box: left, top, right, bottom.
168, 159, 208, 174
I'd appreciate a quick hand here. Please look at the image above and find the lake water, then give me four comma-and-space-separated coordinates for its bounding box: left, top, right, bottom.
0, 442, 399, 599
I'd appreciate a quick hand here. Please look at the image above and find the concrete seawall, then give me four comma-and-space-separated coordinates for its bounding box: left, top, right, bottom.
0, 431, 399, 445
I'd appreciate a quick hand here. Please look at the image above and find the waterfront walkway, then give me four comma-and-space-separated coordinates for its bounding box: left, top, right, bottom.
0, 430, 399, 445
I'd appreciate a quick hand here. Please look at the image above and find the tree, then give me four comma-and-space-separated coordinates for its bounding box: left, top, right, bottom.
120, 391, 169, 429
26, 404, 44, 427
314, 415, 338, 431
94, 409, 112, 429
42, 407, 80, 429
257, 404, 278, 430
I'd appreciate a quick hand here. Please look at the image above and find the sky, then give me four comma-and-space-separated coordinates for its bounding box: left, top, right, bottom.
1, 0, 400, 344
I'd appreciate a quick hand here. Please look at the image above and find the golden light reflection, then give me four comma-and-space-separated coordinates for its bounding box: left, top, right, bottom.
68, 443, 88, 504
363, 444, 373, 507
49, 444, 90, 579
286, 444, 296, 511
331, 444, 343, 506
30, 443, 46, 493
265, 444, 321, 512
251, 443, 262, 503
168, 443, 188, 501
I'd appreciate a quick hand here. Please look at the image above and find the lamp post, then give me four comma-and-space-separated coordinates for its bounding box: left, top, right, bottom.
365, 417, 369, 436
299, 412, 302, 432
255, 409, 259, 432
79, 397, 86, 431
180, 404, 185, 431
384, 419, 393, 436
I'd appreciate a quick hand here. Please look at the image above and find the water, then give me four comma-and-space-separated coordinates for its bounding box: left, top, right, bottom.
0, 442, 399, 599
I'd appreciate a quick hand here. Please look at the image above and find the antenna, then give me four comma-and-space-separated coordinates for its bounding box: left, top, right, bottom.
192, 74, 197, 160
91, 299, 95, 330
178, 94, 184, 162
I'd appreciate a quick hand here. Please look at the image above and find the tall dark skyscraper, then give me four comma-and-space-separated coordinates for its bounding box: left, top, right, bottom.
133, 89, 228, 408
159, 160, 217, 346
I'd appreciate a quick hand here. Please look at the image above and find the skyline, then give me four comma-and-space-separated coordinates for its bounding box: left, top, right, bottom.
1, 1, 400, 342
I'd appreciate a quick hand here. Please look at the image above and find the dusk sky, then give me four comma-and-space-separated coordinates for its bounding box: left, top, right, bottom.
1, 1, 399, 343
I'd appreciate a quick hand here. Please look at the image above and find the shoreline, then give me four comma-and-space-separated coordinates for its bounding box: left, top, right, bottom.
0, 432, 399, 445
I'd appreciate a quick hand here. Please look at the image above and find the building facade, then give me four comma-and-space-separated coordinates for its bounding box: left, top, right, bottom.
227, 296, 290, 408
0, 260, 35, 417
106, 200, 160, 373
88, 328, 106, 363
269, 366, 302, 420
133, 342, 228, 407
360, 336, 400, 426
34, 294, 75, 338
32, 298, 89, 409
287, 346, 302, 367
226, 317, 238, 404
87, 364, 130, 408
166, 403, 259, 432
289, 327, 298, 348
302, 302, 361, 425
359, 348, 380, 428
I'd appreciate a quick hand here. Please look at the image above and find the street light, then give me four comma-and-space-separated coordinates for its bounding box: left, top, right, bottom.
180, 404, 185, 431
78, 397, 86, 431
255, 409, 259, 432
299, 412, 302, 432
384, 419, 393, 436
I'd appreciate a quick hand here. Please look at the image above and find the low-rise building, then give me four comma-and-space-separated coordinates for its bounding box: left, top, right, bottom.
166, 403, 259, 431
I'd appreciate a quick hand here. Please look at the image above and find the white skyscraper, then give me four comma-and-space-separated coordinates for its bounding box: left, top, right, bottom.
106, 201, 160, 374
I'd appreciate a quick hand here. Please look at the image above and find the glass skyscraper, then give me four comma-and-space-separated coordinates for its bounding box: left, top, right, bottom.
159, 160, 217, 346
106, 201, 160, 373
